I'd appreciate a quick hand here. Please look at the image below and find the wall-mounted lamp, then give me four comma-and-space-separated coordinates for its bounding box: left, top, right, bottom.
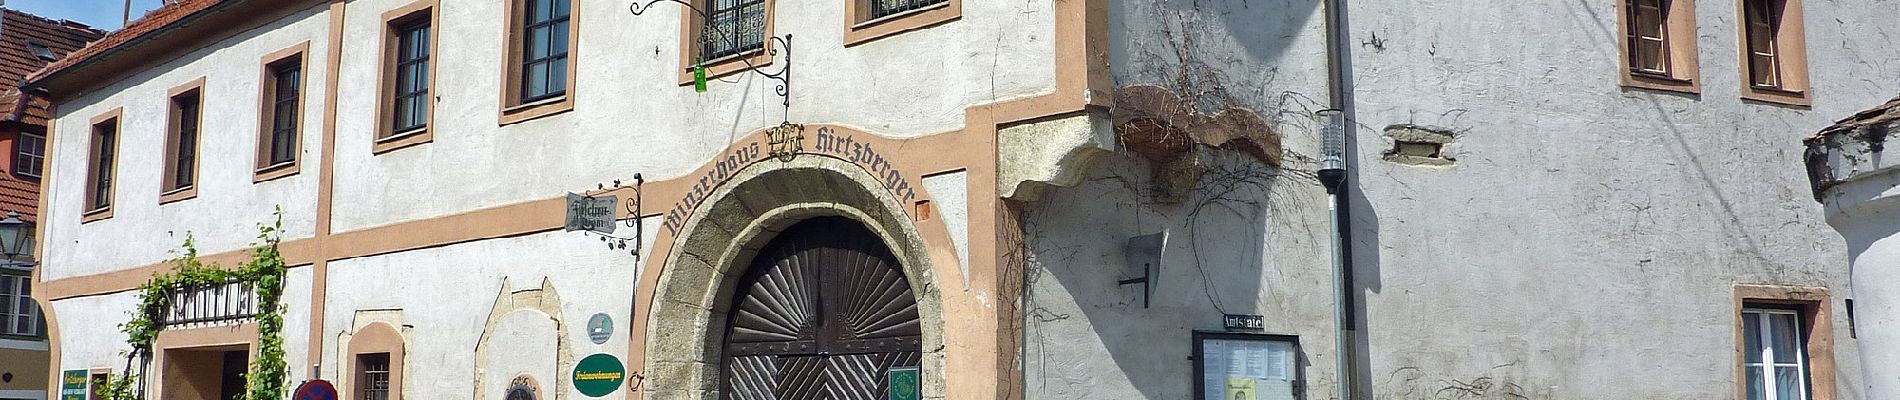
1317, 109, 1347, 193
0, 211, 31, 261
1121, 232, 1167, 308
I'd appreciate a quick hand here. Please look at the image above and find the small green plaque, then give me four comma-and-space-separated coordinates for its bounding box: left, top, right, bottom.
572, 353, 626, 398
61, 370, 87, 400
887, 366, 920, 400
693, 65, 708, 93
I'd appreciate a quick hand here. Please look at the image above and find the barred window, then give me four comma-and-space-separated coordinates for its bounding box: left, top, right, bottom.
700, 0, 765, 61
358, 353, 391, 400
871, 0, 946, 19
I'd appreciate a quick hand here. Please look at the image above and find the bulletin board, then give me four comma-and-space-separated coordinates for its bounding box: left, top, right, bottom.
1193, 332, 1301, 400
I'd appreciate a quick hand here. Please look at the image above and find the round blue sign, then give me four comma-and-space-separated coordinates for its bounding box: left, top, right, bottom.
293, 380, 338, 400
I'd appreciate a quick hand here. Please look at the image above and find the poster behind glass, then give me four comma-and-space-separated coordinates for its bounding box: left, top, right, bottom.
1201, 338, 1296, 400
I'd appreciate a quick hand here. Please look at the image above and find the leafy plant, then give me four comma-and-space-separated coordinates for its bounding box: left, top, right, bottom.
107, 209, 289, 400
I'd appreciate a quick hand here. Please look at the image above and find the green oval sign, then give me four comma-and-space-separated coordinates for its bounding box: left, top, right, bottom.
572, 353, 626, 397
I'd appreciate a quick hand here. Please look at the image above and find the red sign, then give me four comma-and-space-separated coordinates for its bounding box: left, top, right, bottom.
293, 380, 338, 400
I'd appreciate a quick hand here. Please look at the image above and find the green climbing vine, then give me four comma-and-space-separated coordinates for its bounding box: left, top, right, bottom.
101, 210, 289, 400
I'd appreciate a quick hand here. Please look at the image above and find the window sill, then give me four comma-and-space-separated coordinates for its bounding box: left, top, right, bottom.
499, 95, 574, 126
373, 127, 433, 154
1620, 72, 1700, 95
1743, 86, 1812, 107
854, 2, 950, 29
253, 161, 300, 183
845, 0, 959, 47
159, 186, 198, 204
678, 48, 772, 87
81, 207, 112, 223
0, 333, 44, 342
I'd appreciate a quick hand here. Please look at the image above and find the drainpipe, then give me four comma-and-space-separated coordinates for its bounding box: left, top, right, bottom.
1320, 0, 1356, 398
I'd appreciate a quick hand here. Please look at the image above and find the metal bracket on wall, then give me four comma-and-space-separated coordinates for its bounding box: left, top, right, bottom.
576, 174, 646, 259
629, 0, 794, 122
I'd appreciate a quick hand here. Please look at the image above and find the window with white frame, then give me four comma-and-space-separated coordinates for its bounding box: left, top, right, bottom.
1743, 307, 1809, 400
0, 272, 38, 336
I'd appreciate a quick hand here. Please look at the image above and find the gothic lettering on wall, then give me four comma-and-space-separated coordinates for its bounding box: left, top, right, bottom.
659, 126, 922, 237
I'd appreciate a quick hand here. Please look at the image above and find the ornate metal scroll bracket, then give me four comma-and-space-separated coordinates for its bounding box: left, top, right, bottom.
579, 174, 646, 259
630, 0, 794, 121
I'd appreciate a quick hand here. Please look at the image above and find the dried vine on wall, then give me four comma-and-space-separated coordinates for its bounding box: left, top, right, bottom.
100, 210, 290, 400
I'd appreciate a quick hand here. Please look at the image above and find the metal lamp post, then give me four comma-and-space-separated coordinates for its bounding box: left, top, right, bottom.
1316, 109, 1351, 400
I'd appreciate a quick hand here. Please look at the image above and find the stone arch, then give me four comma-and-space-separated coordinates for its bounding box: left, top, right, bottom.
343, 320, 407, 400
643, 154, 946, 399
473, 279, 572, 400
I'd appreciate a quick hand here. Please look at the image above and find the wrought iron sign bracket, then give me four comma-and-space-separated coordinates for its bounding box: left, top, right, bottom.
630, 0, 794, 121
577, 174, 646, 259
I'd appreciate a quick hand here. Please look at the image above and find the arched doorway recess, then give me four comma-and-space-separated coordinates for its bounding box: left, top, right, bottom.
721, 216, 922, 398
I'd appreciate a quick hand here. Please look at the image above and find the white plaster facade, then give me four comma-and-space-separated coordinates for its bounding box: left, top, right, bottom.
1019, 0, 1900, 399
36, 0, 1058, 398
30, 0, 1900, 399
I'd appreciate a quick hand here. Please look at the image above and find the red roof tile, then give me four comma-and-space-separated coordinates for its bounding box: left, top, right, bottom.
23, 0, 217, 86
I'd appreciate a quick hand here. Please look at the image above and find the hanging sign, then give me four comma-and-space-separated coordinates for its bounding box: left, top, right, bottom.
60, 370, 87, 400
572, 353, 626, 397
291, 380, 338, 400
587, 313, 613, 344
887, 366, 920, 400
565, 193, 617, 233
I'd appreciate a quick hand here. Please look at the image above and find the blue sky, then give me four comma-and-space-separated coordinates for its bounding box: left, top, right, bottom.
8, 0, 164, 31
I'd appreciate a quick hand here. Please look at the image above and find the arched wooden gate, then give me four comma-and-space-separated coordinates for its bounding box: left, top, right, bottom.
721, 217, 923, 399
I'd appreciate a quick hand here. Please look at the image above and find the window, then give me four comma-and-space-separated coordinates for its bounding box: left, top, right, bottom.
1737, 0, 1810, 105
500, 0, 578, 124
1735, 285, 1838, 400
163, 79, 203, 201
1617, 0, 1699, 93
358, 353, 391, 400
701, 0, 766, 61
0, 272, 38, 337
14, 130, 44, 179
257, 43, 307, 182
267, 62, 301, 165
1627, 0, 1669, 75
378, 1, 436, 153
83, 110, 120, 220
392, 22, 430, 133
347, 321, 405, 400
27, 41, 55, 60
677, 0, 771, 88
1742, 307, 1809, 400
844, 0, 957, 45
520, 0, 569, 102
869, 0, 946, 20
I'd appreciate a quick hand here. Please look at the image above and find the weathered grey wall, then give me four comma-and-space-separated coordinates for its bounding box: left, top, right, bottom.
1024, 0, 1335, 398
1026, 0, 1900, 398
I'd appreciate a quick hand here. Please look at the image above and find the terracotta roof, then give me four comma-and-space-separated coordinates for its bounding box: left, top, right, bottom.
0, 8, 102, 125
1816, 94, 1900, 138
23, 0, 219, 86
0, 8, 105, 222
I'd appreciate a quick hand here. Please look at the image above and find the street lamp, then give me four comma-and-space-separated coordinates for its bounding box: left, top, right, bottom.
0, 211, 30, 260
